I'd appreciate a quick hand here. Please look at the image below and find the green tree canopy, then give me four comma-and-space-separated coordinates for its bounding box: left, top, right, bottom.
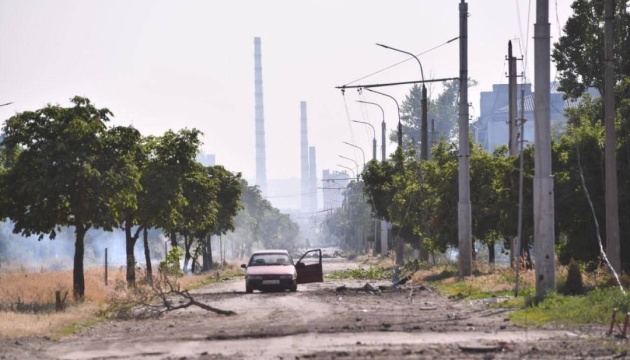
0, 97, 141, 299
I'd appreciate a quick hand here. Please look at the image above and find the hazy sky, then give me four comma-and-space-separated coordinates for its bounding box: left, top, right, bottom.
0, 1, 572, 191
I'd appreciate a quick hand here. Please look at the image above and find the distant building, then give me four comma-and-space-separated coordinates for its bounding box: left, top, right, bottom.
473, 82, 599, 152
197, 153, 216, 167
321, 169, 349, 211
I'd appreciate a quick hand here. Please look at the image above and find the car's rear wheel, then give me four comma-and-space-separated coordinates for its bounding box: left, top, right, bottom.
246, 284, 253, 293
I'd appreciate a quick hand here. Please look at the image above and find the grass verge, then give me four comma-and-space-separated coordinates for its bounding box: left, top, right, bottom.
0, 263, 243, 339
327, 265, 392, 280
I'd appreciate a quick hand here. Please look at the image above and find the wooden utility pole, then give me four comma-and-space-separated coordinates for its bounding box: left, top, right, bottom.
534, 0, 555, 300
458, 0, 472, 277
604, 0, 620, 272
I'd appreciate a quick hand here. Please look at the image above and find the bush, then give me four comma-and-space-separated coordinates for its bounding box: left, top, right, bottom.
562, 258, 584, 295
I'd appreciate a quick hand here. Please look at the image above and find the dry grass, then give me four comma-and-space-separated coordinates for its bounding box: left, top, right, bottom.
0, 302, 100, 338
0, 262, 242, 339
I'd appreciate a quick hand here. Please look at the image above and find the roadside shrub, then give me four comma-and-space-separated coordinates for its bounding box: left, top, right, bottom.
327, 266, 391, 280
562, 258, 584, 295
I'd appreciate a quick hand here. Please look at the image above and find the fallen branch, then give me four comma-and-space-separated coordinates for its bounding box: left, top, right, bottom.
108, 273, 236, 319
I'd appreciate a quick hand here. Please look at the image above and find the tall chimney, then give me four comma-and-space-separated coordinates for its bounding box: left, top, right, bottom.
300, 101, 309, 211
309, 146, 317, 211
254, 37, 267, 196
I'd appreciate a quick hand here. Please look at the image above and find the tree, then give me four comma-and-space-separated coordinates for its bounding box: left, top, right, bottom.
201, 165, 243, 271
552, 0, 630, 99
0, 97, 140, 300
393, 80, 474, 150
120, 129, 204, 286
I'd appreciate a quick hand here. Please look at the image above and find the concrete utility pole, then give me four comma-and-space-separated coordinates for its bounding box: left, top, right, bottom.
508, 41, 518, 157
534, 0, 555, 299
458, 0, 472, 277
507, 40, 519, 269
355, 100, 389, 257
604, 0, 620, 272
365, 88, 403, 268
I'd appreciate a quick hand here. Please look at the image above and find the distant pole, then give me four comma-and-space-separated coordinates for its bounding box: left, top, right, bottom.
104, 248, 108, 286
508, 41, 518, 156
515, 88, 526, 297
534, 0, 556, 299
508, 40, 518, 269
164, 241, 168, 259
376, 43, 428, 161
458, 0, 473, 277
365, 88, 402, 148
356, 101, 386, 161
604, 0, 620, 272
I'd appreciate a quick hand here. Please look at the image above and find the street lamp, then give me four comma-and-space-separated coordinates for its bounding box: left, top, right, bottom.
357, 100, 387, 161
339, 155, 359, 177
377, 43, 429, 161
351, 120, 377, 161
364, 88, 402, 148
337, 164, 355, 179
342, 141, 366, 167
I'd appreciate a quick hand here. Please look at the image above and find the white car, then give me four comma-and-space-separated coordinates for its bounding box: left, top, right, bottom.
241, 249, 323, 293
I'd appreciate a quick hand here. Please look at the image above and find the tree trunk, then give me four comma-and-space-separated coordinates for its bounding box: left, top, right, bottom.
125, 218, 137, 287
488, 243, 495, 264
73, 223, 88, 301
524, 238, 533, 270
170, 232, 178, 247
143, 227, 152, 284
202, 235, 213, 272
183, 235, 191, 274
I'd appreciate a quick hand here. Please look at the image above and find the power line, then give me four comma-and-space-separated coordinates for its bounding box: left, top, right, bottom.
342, 36, 459, 87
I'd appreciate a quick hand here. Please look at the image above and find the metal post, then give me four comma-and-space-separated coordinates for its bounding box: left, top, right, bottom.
534, 0, 556, 299
458, 0, 472, 277
604, 0, 620, 272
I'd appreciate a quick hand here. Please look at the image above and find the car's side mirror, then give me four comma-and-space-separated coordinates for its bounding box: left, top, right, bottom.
240, 264, 247, 269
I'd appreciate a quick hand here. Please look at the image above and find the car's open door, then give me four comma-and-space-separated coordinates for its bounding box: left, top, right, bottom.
295, 248, 323, 284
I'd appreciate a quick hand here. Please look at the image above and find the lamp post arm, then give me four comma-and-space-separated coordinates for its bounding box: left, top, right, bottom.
339, 155, 359, 177
351, 120, 377, 161
376, 43, 425, 82
356, 100, 386, 161
365, 88, 402, 147
343, 141, 366, 167
337, 164, 355, 179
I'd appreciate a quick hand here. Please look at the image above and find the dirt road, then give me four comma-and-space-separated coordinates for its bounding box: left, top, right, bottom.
1, 256, 625, 359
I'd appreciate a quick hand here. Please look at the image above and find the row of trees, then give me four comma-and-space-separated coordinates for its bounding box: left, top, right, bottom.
330, 90, 630, 270
0, 97, 246, 300
327, 0, 630, 272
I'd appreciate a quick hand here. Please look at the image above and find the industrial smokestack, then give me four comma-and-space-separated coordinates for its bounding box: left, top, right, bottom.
254, 37, 267, 196
309, 146, 317, 211
300, 101, 309, 211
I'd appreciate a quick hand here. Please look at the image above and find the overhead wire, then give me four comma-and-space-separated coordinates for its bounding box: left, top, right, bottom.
342, 36, 459, 87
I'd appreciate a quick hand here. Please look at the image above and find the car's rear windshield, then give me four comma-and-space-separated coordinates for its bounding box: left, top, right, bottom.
249, 253, 292, 266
